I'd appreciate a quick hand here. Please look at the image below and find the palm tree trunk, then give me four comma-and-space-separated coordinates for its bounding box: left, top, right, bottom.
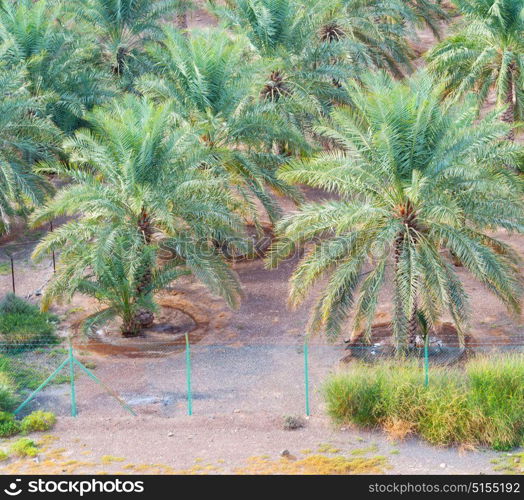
113, 46, 127, 76
407, 302, 418, 348
121, 316, 141, 337
134, 208, 155, 329
393, 232, 406, 349
394, 231, 418, 349
176, 0, 189, 31
501, 63, 516, 141
176, 13, 188, 30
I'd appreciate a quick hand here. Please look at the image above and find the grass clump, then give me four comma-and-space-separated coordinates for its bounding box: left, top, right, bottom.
100, 455, 125, 464
0, 294, 59, 352
10, 438, 39, 457
324, 355, 524, 450
235, 454, 388, 475
0, 355, 64, 411
0, 412, 20, 437
491, 452, 524, 474
21, 411, 56, 434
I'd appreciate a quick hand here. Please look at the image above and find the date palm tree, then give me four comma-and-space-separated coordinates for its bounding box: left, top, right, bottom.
269, 72, 524, 350
427, 0, 524, 139
210, 0, 355, 112
0, 62, 58, 234
140, 27, 306, 225
317, 1, 448, 69
74, 0, 182, 86
31, 96, 244, 336
0, 0, 113, 134
212, 0, 446, 85
60, 237, 196, 336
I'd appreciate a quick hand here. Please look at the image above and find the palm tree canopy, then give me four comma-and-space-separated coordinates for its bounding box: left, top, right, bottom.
427, 0, 524, 120
0, 62, 59, 232
269, 71, 524, 347
31, 95, 244, 309
0, 0, 114, 133
74, 0, 183, 84
140, 27, 306, 224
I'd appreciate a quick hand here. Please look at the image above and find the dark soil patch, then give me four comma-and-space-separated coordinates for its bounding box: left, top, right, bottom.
344, 322, 468, 365
73, 301, 207, 359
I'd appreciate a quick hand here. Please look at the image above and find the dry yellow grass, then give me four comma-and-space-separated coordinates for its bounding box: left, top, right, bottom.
234, 454, 388, 475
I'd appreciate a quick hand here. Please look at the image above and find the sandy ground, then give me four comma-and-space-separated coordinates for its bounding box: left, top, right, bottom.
0, 415, 513, 475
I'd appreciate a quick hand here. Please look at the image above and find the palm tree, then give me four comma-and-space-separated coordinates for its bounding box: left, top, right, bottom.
268, 72, 524, 350
312, 0, 448, 77
427, 0, 524, 139
61, 237, 193, 336
213, 0, 446, 84
31, 96, 244, 335
74, 0, 182, 86
0, 62, 58, 234
210, 0, 355, 112
0, 0, 113, 134
140, 27, 306, 225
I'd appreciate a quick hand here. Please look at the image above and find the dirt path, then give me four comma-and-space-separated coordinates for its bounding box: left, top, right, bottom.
0, 415, 515, 475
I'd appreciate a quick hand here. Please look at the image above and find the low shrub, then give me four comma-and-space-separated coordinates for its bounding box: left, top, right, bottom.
0, 449, 8, 461
20, 411, 56, 433
0, 352, 67, 412
0, 412, 21, 438
0, 294, 40, 316
0, 294, 59, 352
10, 438, 38, 457
324, 355, 524, 450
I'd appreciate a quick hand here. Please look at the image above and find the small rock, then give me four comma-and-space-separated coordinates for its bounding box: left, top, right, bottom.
280, 449, 291, 457
233, 409, 241, 413
440, 463, 446, 468
340, 427, 348, 431
167, 432, 174, 437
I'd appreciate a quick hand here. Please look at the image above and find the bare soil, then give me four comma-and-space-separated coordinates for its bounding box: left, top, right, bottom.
0, 416, 510, 475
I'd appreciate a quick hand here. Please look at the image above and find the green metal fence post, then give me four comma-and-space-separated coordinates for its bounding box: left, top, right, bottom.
185, 333, 193, 416
69, 342, 77, 417
424, 337, 429, 388
304, 341, 310, 416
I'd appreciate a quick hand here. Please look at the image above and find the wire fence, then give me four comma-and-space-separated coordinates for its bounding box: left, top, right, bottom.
1, 339, 523, 418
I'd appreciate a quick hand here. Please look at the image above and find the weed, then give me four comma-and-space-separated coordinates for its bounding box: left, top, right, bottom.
324, 355, 524, 450
235, 454, 388, 474
0, 412, 20, 437
10, 438, 38, 457
100, 455, 125, 464
21, 411, 56, 433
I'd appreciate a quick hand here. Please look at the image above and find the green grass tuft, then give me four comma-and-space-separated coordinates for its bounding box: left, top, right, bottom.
0, 294, 59, 352
324, 355, 524, 450
10, 438, 39, 457
21, 411, 56, 434
0, 412, 20, 438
